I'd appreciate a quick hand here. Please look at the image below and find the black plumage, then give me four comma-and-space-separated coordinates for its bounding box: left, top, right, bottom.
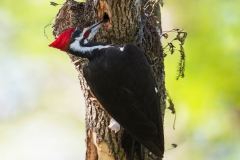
49, 22, 164, 157
81, 44, 164, 157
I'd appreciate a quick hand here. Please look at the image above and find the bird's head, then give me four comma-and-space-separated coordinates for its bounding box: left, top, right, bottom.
49, 13, 109, 52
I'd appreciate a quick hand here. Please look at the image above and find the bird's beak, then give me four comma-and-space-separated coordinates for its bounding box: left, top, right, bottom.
87, 13, 109, 40
89, 13, 109, 31
89, 21, 105, 32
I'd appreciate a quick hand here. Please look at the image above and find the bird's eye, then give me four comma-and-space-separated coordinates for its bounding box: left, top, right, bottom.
72, 27, 83, 39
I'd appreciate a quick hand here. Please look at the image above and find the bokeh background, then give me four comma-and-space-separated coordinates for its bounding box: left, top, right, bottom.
0, 0, 239, 160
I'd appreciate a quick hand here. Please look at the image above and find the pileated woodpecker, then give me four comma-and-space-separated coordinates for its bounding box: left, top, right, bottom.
49, 14, 164, 158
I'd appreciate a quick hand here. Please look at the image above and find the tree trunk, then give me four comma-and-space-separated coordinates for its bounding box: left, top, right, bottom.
51, 0, 166, 159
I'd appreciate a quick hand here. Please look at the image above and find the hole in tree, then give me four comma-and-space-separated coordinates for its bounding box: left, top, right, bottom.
103, 12, 109, 23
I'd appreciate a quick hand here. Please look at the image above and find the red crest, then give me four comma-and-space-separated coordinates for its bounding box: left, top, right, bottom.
49, 27, 75, 51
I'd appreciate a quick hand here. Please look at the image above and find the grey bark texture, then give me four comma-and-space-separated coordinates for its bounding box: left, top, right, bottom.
51, 0, 166, 159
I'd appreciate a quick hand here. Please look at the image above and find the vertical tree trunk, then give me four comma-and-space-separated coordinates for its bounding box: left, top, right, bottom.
51, 0, 166, 159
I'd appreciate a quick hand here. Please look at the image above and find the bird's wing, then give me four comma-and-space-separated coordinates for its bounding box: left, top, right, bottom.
83, 44, 164, 157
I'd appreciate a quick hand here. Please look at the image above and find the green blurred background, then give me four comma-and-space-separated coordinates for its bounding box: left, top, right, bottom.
0, 0, 239, 159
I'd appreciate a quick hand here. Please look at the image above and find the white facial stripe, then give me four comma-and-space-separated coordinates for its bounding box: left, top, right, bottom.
75, 28, 87, 41
84, 39, 88, 44
70, 40, 111, 53
75, 35, 83, 41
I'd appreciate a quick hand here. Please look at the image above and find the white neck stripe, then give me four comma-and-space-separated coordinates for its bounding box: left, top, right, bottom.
70, 40, 111, 53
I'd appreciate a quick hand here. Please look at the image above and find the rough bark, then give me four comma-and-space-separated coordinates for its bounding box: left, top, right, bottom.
51, 0, 166, 159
